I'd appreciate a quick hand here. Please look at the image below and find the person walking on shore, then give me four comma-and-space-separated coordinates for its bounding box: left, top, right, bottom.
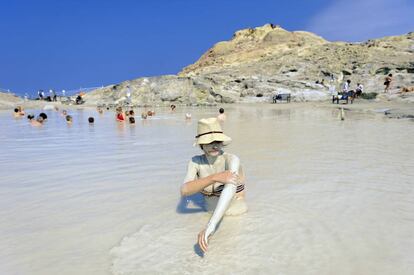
52, 90, 57, 101
342, 79, 351, 94
181, 118, 247, 253
125, 86, 131, 105
38, 90, 44, 100
49, 89, 54, 101
384, 74, 393, 93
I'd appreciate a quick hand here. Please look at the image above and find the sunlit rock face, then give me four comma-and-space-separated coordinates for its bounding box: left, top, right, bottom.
86, 24, 414, 105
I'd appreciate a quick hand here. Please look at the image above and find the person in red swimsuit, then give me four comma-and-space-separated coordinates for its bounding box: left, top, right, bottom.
116, 107, 125, 122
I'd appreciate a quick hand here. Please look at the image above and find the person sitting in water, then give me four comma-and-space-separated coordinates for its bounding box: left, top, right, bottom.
30, 115, 44, 127
18, 106, 25, 115
141, 112, 148, 119
217, 108, 226, 122
13, 106, 25, 117
129, 117, 135, 124
65, 115, 73, 124
39, 112, 48, 121
170, 104, 176, 112
13, 108, 21, 118
181, 117, 247, 253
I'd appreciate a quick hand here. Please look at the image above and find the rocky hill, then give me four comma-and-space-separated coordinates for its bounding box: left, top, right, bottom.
85, 24, 414, 105
0, 92, 23, 109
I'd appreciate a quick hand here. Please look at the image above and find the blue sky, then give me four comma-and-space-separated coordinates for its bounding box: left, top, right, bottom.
1, 0, 413, 95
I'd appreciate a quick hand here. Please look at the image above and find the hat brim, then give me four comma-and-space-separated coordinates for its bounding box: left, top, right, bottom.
196, 133, 232, 145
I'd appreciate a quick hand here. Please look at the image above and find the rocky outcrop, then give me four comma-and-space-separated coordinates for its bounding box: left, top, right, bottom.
0, 92, 23, 109
85, 24, 414, 105
84, 75, 229, 106
0, 92, 62, 110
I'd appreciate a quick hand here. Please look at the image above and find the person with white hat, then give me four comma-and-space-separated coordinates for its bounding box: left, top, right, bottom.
181, 117, 247, 253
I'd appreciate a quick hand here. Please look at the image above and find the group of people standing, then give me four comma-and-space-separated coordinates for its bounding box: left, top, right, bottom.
341, 74, 391, 95
334, 73, 394, 100
37, 89, 59, 101
341, 79, 364, 98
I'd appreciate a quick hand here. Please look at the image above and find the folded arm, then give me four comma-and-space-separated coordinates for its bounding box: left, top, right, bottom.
181, 155, 241, 197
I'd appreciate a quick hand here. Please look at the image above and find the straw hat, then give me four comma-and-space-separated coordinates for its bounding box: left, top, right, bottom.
195, 117, 231, 145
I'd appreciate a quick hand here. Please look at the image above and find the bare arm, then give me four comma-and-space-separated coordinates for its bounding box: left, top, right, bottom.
198, 155, 241, 252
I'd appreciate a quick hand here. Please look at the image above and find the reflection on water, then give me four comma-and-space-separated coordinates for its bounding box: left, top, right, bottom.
0, 104, 413, 275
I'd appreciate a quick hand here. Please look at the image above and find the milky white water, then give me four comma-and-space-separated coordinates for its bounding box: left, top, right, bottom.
0, 104, 413, 275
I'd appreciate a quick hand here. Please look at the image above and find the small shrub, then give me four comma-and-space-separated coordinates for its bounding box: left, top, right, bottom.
360, 92, 378, 100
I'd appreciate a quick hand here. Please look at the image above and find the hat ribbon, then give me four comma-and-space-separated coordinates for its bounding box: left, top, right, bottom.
195, 131, 223, 138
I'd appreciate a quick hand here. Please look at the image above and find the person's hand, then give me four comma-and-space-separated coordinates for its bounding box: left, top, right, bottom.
212, 171, 239, 185
198, 229, 209, 253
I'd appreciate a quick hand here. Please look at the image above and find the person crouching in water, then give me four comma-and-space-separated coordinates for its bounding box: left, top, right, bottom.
180, 117, 247, 253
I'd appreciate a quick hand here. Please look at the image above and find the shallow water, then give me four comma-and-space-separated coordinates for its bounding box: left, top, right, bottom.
1, 104, 413, 275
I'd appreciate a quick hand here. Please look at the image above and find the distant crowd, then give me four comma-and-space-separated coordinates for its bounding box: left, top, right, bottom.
327, 73, 394, 103
36, 89, 59, 102
13, 104, 227, 128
